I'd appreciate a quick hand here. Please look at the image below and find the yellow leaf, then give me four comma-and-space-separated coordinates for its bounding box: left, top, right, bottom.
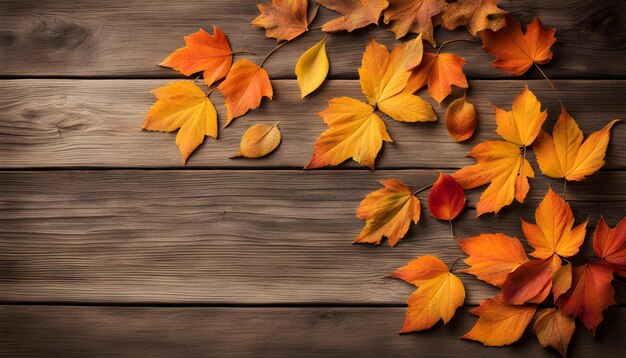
142, 81, 217, 163
354, 179, 420, 247
305, 97, 391, 169
495, 85, 547, 147
377, 92, 436, 123
231, 122, 281, 159
533, 109, 619, 181
295, 36, 330, 98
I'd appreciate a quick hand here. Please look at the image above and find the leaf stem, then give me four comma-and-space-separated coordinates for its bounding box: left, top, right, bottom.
260, 40, 290, 67
207, 86, 218, 96
307, 3, 321, 28
412, 183, 433, 196
533, 62, 564, 109
449, 257, 462, 272
436, 38, 478, 56
231, 49, 256, 56
449, 220, 456, 240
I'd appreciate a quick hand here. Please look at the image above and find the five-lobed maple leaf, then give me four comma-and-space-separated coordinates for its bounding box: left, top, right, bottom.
405, 52, 468, 104
353, 179, 420, 247
159, 27, 233, 87
317, 0, 389, 32
252, 0, 309, 42
391, 255, 465, 332
440, 0, 507, 36
482, 15, 556, 75
383, 0, 447, 46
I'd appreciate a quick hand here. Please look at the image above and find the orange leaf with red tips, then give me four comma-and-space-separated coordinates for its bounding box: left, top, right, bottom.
459, 233, 528, 287
405, 52, 468, 103
522, 187, 587, 260
500, 255, 561, 305
354, 179, 420, 247
482, 15, 556, 75
383, 0, 447, 46
317, 0, 389, 32
593, 216, 626, 277
392, 255, 465, 332
427, 173, 466, 221
556, 261, 616, 335
445, 95, 477, 142
462, 297, 537, 346
217, 60, 273, 126
252, 0, 308, 42
533, 308, 575, 358
533, 110, 620, 181
440, 0, 507, 36
159, 27, 232, 87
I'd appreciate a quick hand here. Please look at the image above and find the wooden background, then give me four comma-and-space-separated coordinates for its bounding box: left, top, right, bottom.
0, 0, 625, 356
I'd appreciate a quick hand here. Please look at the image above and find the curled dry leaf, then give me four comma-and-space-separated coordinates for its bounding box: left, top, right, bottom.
445, 95, 477, 142
295, 35, 329, 98
353, 179, 420, 247
427, 173, 466, 221
317, 0, 389, 32
391, 255, 465, 333
482, 15, 556, 75
462, 297, 537, 346
142, 81, 217, 163
405, 52, 469, 104
383, 0, 447, 46
159, 27, 232, 87
533, 308, 575, 358
252, 0, 308, 42
593, 216, 626, 277
440, 0, 507, 36
231, 122, 281, 159
533, 110, 620, 181
218, 60, 273, 126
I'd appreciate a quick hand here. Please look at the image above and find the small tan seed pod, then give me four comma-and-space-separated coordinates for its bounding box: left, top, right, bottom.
445, 95, 477, 142
231, 122, 281, 159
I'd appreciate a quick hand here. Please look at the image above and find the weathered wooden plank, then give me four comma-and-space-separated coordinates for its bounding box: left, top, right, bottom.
1, 305, 625, 357
0, 0, 624, 79
1, 170, 624, 304
0, 79, 623, 169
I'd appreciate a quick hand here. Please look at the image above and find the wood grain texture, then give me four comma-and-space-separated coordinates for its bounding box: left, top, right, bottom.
0, 79, 624, 169
2, 306, 626, 357
1, 170, 624, 304
0, 0, 624, 79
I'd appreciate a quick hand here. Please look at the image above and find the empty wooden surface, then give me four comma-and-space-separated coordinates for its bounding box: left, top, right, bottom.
0, 0, 625, 357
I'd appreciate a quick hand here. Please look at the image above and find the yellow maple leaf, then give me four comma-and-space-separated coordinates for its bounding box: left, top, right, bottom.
142, 81, 217, 163
495, 85, 547, 147
533, 109, 620, 181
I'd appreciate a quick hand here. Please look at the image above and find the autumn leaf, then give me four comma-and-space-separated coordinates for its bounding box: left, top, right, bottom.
317, 0, 389, 32
295, 35, 329, 98
142, 81, 217, 163
482, 15, 556, 75
522, 187, 587, 260
552, 263, 573, 302
440, 0, 507, 36
353, 179, 420, 247
159, 27, 232, 87
533, 308, 575, 358
495, 85, 547, 147
462, 297, 537, 346
533, 110, 620, 181
231, 122, 281, 159
392, 255, 465, 332
556, 261, 616, 334
459, 233, 528, 287
445, 95, 477, 142
593, 216, 626, 277
405, 52, 468, 104
383, 0, 447, 46
427, 173, 466, 221
500, 255, 562, 305
217, 60, 273, 126
252, 0, 308, 42
452, 140, 534, 215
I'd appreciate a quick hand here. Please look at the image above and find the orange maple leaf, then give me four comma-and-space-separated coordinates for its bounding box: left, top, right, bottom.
383, 0, 447, 46
317, 0, 389, 32
159, 27, 232, 87
482, 15, 556, 75
440, 0, 507, 36
405, 52, 468, 103
462, 297, 537, 346
252, 0, 308, 42
353, 179, 420, 247
142, 81, 218, 163
533, 110, 620, 181
593, 216, 626, 277
556, 261, 616, 335
533, 308, 576, 358
459, 233, 528, 287
391, 255, 465, 332
217, 60, 273, 126
427, 173, 466, 221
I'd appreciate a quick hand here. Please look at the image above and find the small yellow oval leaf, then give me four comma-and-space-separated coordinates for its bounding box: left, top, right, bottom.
295, 36, 329, 98
231, 122, 281, 159
445, 96, 477, 142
